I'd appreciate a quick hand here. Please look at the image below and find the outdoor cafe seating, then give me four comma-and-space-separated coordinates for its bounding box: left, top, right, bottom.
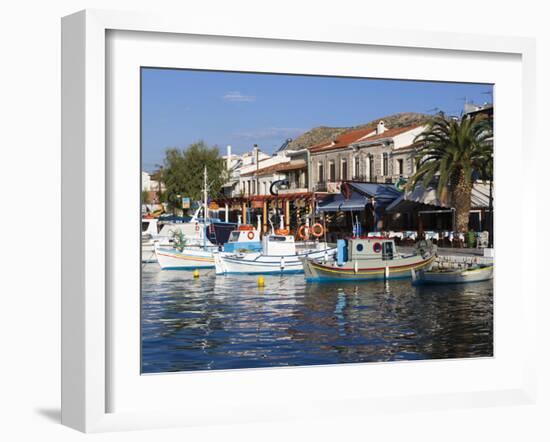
371, 230, 490, 249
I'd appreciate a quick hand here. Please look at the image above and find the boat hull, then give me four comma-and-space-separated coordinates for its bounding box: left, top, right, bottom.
412, 265, 493, 285
141, 241, 158, 263
215, 248, 337, 275
155, 246, 216, 270
303, 254, 435, 282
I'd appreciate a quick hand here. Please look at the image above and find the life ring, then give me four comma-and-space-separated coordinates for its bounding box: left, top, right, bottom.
373, 242, 382, 253
311, 223, 324, 238
298, 225, 310, 240
275, 229, 289, 235
247, 231, 255, 240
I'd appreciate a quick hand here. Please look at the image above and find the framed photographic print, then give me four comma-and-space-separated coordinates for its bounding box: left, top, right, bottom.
61, 9, 537, 432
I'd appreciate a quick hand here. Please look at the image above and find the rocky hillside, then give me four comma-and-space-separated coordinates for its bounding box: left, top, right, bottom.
287, 112, 432, 150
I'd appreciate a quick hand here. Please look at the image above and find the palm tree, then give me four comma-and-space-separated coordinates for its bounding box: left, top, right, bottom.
408, 115, 493, 232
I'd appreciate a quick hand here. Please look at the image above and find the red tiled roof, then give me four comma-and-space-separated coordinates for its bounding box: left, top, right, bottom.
356, 124, 423, 144
308, 124, 424, 153
308, 127, 376, 153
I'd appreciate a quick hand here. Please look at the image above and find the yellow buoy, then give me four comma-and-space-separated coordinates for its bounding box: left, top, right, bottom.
193, 269, 200, 278
257, 276, 265, 287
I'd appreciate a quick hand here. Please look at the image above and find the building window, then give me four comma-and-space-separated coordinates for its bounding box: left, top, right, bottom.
397, 159, 404, 175
318, 162, 324, 183
341, 159, 348, 181
329, 161, 336, 181
354, 157, 360, 178
247, 180, 251, 195
251, 180, 256, 195
383, 153, 389, 176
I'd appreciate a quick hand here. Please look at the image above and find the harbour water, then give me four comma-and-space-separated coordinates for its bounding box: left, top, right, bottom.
141, 263, 493, 373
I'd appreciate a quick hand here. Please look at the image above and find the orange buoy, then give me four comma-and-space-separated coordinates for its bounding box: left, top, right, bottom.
311, 223, 324, 238
297, 224, 310, 240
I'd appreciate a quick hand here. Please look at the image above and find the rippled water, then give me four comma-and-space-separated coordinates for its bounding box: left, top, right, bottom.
141, 264, 493, 373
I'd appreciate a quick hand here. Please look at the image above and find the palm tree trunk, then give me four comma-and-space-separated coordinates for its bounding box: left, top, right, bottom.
451, 169, 473, 233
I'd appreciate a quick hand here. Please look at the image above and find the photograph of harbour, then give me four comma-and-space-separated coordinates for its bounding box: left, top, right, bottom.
141, 68, 494, 373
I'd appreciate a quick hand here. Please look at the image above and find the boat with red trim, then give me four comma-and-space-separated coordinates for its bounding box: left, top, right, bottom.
302, 236, 435, 282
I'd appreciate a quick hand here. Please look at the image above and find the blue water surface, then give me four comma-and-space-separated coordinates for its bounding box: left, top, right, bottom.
141, 264, 493, 373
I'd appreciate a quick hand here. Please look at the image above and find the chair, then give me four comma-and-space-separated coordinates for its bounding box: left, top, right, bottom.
452, 232, 465, 248
477, 231, 489, 248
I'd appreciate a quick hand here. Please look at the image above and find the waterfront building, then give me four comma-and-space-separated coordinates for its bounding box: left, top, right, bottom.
464, 102, 493, 120
216, 121, 428, 234
218, 143, 316, 232
215, 117, 492, 238
309, 121, 427, 192
385, 181, 492, 233
221, 145, 272, 198
141, 171, 165, 212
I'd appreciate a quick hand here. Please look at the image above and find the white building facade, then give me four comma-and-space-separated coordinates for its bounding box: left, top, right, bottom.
309, 121, 426, 192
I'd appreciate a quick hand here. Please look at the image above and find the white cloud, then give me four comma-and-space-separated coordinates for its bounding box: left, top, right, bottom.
222, 91, 256, 102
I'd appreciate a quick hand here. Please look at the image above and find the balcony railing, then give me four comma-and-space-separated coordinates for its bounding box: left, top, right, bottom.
313, 182, 342, 193
313, 182, 327, 192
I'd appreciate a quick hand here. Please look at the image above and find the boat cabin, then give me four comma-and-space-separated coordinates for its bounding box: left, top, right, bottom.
157, 222, 207, 241
337, 237, 396, 265
262, 234, 296, 256
141, 218, 159, 237
223, 226, 262, 252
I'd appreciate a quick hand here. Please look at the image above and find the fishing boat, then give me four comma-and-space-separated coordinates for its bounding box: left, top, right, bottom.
214, 232, 336, 275
141, 208, 220, 263
411, 264, 493, 285
154, 243, 218, 269
301, 236, 435, 282
155, 224, 262, 270
154, 166, 265, 270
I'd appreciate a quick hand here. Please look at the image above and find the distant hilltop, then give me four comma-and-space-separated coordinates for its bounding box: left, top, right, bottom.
286, 112, 432, 151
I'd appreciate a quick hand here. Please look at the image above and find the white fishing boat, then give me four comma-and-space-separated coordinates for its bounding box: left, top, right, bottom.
214, 233, 336, 275
155, 225, 263, 270
154, 166, 263, 270
141, 217, 161, 262
141, 208, 218, 263
154, 243, 219, 269
411, 263, 493, 285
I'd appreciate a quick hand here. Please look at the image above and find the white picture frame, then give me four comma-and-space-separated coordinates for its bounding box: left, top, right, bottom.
61, 9, 537, 433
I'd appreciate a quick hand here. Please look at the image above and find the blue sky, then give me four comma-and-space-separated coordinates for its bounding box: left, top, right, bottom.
141, 68, 492, 171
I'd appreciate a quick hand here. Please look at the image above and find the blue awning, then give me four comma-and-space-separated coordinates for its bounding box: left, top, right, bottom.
318, 193, 369, 212
317, 182, 401, 212
348, 182, 402, 202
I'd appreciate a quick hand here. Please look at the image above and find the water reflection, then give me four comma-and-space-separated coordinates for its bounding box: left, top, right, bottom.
141, 264, 493, 373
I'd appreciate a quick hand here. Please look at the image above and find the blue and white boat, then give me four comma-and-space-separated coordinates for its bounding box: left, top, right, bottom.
214, 233, 336, 275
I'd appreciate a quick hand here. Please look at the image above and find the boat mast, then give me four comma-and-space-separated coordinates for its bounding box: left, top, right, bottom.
203, 165, 208, 249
